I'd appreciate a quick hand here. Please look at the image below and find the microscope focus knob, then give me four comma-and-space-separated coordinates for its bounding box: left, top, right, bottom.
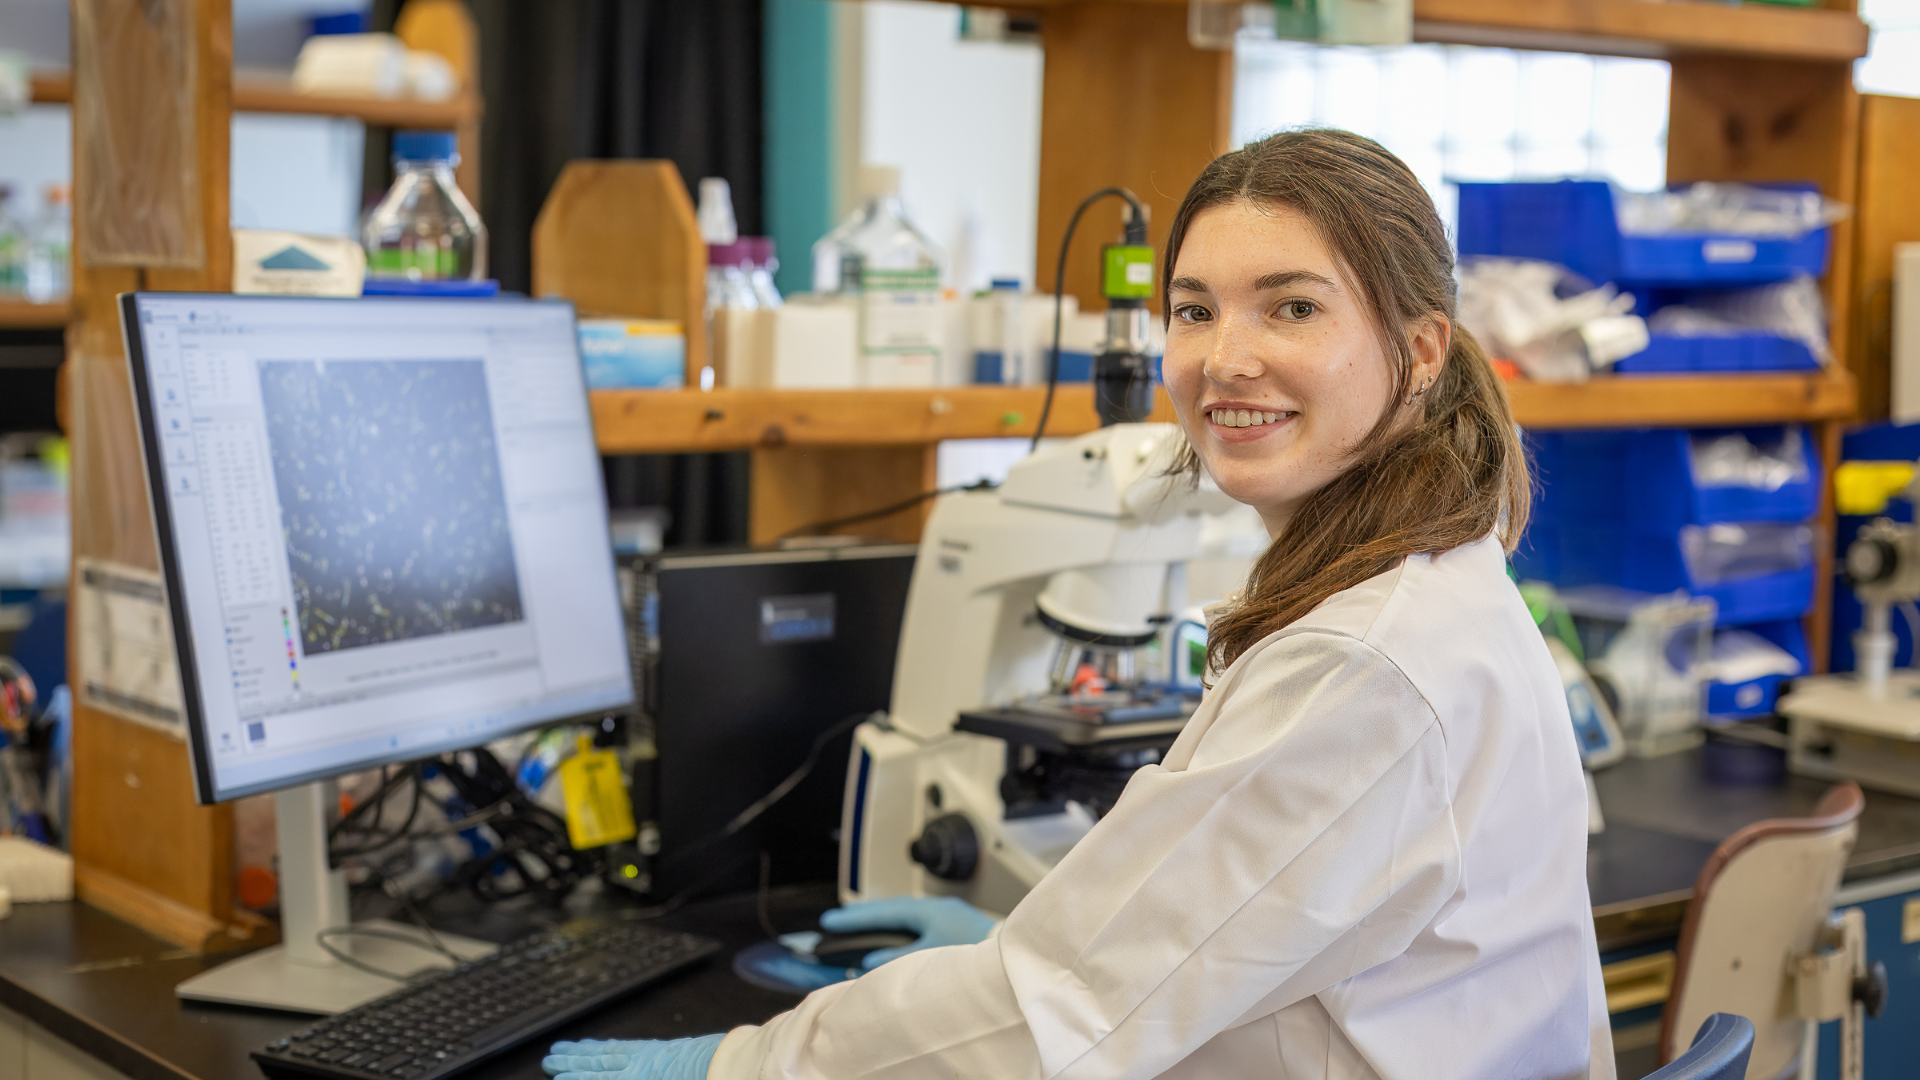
909, 814, 979, 881
1846, 536, 1901, 587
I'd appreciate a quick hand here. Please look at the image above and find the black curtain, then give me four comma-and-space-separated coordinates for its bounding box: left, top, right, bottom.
473, 0, 764, 292
465, 0, 763, 547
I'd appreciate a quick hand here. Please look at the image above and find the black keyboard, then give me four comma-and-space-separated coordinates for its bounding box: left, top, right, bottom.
252, 919, 721, 1080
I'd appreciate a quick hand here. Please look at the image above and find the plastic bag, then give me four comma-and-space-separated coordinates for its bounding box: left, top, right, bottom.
1645, 275, 1830, 364
1705, 628, 1802, 685
1678, 521, 1814, 586
1614, 182, 1850, 240
1456, 258, 1648, 383
1689, 427, 1809, 492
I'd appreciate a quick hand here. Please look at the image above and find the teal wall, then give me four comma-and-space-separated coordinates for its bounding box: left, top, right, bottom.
764, 0, 838, 297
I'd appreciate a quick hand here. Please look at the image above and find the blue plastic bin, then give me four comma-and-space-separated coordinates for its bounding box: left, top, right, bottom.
1514, 522, 1814, 626
1705, 619, 1809, 718
361, 278, 501, 297
1456, 180, 1830, 287
1615, 333, 1819, 374
1529, 426, 1821, 531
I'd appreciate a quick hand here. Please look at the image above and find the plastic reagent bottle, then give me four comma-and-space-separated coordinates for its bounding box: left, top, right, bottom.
362, 130, 486, 282
706, 241, 760, 313
698, 178, 739, 246
0, 185, 23, 296
994, 278, 1029, 384
746, 237, 783, 309
23, 184, 70, 304
811, 166, 944, 385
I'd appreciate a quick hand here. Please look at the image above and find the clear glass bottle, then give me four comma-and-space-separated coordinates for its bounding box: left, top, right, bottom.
0, 185, 23, 296
361, 130, 486, 281
810, 166, 943, 296
23, 183, 70, 304
810, 166, 944, 385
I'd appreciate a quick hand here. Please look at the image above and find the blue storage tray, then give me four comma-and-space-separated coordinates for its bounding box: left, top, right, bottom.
361, 278, 501, 297
1515, 522, 1813, 626
1528, 426, 1821, 530
1456, 181, 1830, 288
1614, 333, 1819, 374
1705, 619, 1809, 718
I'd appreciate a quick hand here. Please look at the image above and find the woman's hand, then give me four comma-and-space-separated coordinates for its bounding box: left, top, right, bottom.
821, 895, 999, 969
542, 1034, 723, 1080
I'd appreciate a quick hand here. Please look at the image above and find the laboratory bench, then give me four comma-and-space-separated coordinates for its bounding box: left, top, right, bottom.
6, 749, 1920, 1080
0, 884, 832, 1080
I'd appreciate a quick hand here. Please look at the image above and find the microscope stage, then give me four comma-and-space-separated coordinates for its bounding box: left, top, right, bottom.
957, 693, 1196, 753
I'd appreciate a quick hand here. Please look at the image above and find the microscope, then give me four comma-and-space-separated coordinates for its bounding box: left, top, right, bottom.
838, 423, 1241, 913
1781, 477, 1920, 796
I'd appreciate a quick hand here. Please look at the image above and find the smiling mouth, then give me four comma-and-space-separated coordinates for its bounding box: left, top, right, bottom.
1208, 408, 1293, 429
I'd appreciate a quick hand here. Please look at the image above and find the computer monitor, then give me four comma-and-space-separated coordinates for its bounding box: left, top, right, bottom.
120, 293, 633, 1012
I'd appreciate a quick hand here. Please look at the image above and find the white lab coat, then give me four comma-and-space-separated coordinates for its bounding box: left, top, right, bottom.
709, 535, 1614, 1080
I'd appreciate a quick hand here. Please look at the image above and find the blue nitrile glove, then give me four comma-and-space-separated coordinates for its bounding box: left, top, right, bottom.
542, 1033, 724, 1080
819, 895, 999, 970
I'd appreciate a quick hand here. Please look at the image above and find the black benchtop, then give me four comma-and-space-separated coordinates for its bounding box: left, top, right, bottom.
0, 884, 834, 1080
7, 749, 1920, 1080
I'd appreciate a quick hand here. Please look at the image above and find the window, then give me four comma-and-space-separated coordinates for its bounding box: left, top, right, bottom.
1234, 40, 1671, 236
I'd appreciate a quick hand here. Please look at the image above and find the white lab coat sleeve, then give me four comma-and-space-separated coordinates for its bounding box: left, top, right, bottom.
1000, 629, 1458, 1079
708, 630, 1457, 1080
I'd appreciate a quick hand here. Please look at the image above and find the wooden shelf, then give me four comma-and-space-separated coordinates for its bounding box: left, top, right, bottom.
1507, 369, 1857, 429
591, 385, 1175, 454
1412, 0, 1868, 62
0, 299, 72, 330
591, 371, 1858, 454
938, 0, 1867, 62
29, 69, 477, 127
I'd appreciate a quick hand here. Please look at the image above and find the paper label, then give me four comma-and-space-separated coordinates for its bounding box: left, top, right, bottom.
859, 268, 941, 358
75, 558, 186, 738
232, 229, 367, 297
559, 737, 637, 849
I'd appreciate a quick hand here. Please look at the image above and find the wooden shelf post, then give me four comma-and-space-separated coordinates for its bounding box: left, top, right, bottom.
63, 0, 271, 952
1035, 3, 1232, 313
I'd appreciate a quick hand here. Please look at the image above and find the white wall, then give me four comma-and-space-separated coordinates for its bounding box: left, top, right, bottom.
860, 1, 1043, 294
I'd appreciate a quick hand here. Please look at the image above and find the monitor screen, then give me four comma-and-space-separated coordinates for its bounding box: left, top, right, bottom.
122, 294, 634, 803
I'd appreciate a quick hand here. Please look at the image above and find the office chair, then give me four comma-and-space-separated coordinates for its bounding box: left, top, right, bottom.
1659, 780, 1886, 1080
1647, 1014, 1754, 1080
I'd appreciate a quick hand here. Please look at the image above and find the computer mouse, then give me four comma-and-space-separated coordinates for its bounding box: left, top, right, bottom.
808, 929, 919, 969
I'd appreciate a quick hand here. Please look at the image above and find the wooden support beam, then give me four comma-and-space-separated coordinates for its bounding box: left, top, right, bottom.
1850, 94, 1920, 422
1666, 56, 1861, 400
1035, 3, 1231, 314
750, 445, 941, 545
64, 0, 269, 953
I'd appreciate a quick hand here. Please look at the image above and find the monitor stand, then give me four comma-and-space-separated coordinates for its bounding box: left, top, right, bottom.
176, 780, 496, 1014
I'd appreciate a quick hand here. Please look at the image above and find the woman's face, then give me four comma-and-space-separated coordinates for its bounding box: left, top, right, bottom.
1162, 199, 1442, 536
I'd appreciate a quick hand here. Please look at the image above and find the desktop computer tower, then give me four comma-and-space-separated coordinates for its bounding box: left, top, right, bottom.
627, 543, 916, 898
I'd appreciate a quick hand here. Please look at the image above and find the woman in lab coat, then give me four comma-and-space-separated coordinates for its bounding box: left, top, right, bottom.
546, 129, 1610, 1080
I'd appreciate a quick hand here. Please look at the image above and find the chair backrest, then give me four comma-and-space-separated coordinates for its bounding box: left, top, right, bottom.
1659, 781, 1864, 1078
1650, 1014, 1756, 1080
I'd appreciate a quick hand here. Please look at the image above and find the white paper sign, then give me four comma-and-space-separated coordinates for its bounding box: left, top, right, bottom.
75, 558, 186, 738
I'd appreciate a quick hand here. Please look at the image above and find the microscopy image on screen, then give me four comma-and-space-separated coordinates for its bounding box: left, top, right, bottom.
258, 359, 524, 655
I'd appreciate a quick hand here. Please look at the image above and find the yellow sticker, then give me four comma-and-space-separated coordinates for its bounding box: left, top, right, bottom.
559, 735, 637, 850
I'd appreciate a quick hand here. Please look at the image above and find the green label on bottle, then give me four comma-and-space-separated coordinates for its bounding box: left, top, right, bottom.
1102, 245, 1155, 300
368, 241, 459, 280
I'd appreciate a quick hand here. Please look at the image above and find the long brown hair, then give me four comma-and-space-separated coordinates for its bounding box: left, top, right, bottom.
1166, 129, 1529, 675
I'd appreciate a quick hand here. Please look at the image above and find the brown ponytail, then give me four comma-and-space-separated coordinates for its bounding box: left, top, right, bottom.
1164, 129, 1530, 676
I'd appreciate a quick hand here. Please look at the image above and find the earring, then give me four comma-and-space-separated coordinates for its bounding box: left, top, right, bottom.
1406, 374, 1433, 405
